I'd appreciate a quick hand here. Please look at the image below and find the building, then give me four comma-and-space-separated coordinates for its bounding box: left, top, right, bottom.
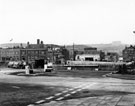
0, 39, 69, 67
21, 39, 69, 67
20, 48, 47, 68
75, 47, 104, 61
123, 45, 135, 62
46, 45, 69, 64
105, 52, 119, 62
76, 54, 100, 61
0, 48, 20, 62
84, 47, 98, 54
26, 39, 44, 49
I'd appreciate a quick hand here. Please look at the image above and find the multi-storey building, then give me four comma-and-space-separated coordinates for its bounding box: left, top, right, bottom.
0, 48, 20, 62
0, 39, 70, 67
105, 52, 119, 62
20, 48, 47, 68
21, 39, 69, 67
123, 45, 135, 62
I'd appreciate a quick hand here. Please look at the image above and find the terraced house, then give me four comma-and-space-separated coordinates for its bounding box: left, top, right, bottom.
123, 45, 135, 62
0, 48, 20, 62
0, 39, 69, 68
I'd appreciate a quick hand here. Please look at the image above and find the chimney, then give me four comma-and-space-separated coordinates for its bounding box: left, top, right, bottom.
41, 41, 43, 44
20, 43, 23, 48
27, 42, 30, 48
27, 42, 29, 46
37, 39, 40, 44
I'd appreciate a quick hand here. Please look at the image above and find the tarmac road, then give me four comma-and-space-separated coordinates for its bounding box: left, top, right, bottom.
1, 69, 135, 106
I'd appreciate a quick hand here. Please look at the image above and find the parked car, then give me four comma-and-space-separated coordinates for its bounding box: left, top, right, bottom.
18, 61, 26, 69
12, 61, 20, 68
8, 61, 26, 69
45, 62, 53, 72
7, 61, 15, 68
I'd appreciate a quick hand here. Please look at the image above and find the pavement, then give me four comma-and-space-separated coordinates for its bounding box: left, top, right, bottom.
1, 68, 135, 106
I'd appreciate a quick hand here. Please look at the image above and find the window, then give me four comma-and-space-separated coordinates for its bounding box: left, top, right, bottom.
85, 57, 94, 61
41, 51, 44, 54
22, 51, 25, 55
31, 51, 34, 54
35, 51, 38, 54
28, 51, 31, 54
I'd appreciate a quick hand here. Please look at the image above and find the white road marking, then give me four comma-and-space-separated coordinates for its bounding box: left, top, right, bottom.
71, 91, 77, 94
46, 96, 54, 100
62, 90, 69, 93
35, 100, 45, 104
28, 83, 96, 106
69, 88, 74, 91
64, 94, 71, 97
55, 93, 62, 96
76, 89, 82, 92
56, 97, 64, 101
74, 84, 87, 89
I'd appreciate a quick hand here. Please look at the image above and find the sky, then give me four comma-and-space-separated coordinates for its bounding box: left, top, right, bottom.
1, 0, 135, 45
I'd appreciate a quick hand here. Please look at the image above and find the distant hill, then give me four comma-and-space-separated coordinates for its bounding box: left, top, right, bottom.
0, 43, 27, 48
65, 41, 129, 56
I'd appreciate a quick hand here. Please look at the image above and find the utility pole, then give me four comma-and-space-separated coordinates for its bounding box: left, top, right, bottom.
73, 43, 75, 61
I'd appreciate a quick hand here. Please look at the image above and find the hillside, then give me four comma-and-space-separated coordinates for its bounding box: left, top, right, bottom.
65, 42, 129, 55
0, 43, 27, 48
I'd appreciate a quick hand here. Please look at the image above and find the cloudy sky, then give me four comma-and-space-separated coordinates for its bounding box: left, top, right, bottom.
0, 0, 135, 45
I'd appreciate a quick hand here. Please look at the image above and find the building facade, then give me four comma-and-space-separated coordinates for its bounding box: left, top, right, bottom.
123, 45, 135, 62
75, 47, 105, 61
105, 52, 119, 62
0, 39, 70, 67
0, 48, 20, 62
76, 54, 100, 61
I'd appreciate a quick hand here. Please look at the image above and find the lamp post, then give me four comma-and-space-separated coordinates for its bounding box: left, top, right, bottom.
73, 43, 75, 61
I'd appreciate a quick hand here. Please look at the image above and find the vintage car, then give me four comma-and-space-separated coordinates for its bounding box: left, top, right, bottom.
8, 61, 26, 69
7, 61, 15, 68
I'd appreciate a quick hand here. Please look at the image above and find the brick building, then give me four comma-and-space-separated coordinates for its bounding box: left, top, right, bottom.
0, 48, 20, 62
20, 48, 47, 68
0, 39, 69, 67
20, 39, 69, 67
123, 45, 135, 62
105, 52, 119, 62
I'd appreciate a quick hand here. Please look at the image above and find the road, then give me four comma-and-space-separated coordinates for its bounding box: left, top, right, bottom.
0, 69, 135, 106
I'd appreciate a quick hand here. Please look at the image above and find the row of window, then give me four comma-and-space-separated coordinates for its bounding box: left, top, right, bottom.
1, 51, 19, 55
21, 51, 46, 55
1, 56, 20, 61
0, 50, 61, 56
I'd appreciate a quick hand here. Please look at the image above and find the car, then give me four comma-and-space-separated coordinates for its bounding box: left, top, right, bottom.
46, 62, 53, 72
7, 61, 15, 68
18, 61, 26, 69
12, 61, 20, 68
13, 61, 26, 69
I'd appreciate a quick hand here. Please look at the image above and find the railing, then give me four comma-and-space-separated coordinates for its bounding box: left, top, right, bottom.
67, 61, 126, 66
